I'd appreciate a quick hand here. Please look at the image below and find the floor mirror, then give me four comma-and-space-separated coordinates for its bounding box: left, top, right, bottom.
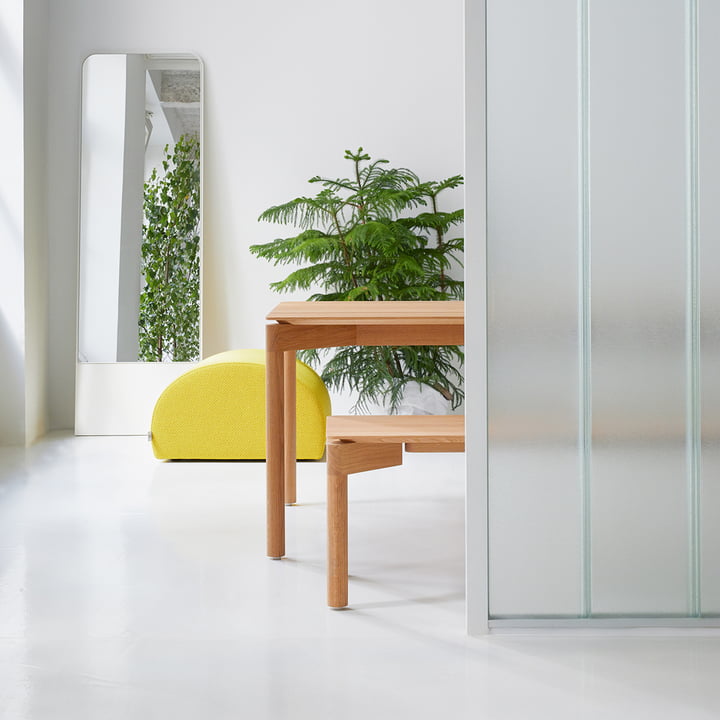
75, 53, 203, 435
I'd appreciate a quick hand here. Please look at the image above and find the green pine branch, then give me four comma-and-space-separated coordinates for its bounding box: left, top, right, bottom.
250, 148, 465, 411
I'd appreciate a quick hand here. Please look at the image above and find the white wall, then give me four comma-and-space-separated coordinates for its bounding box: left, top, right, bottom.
44, 0, 465, 429
78, 55, 127, 362
116, 54, 145, 363
0, 0, 49, 447
0, 0, 26, 444
0, 0, 49, 446
78, 54, 148, 364
23, 0, 49, 444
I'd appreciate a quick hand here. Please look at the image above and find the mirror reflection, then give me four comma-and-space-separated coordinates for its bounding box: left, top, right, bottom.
78, 53, 202, 362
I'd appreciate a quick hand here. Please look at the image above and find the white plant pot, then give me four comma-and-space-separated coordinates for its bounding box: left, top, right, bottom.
365, 382, 451, 415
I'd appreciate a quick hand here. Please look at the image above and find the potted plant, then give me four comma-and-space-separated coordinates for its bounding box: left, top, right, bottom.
250, 148, 464, 412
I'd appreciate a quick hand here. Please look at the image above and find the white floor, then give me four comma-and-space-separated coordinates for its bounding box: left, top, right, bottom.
1, 435, 720, 719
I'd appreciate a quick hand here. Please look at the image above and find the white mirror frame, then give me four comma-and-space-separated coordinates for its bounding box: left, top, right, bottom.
75, 52, 203, 436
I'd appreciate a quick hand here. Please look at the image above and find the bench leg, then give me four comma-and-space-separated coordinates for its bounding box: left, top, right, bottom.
326, 441, 403, 608
327, 461, 348, 608
284, 350, 297, 505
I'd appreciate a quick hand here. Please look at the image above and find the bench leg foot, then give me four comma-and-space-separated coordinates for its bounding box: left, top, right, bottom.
328, 464, 348, 608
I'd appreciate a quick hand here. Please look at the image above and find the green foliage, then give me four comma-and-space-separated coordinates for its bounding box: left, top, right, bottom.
139, 135, 200, 362
250, 148, 464, 412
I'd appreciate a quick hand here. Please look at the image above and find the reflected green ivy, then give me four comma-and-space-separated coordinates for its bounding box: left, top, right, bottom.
139, 135, 200, 362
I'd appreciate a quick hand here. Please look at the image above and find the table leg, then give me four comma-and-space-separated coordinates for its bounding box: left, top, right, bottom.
266, 327, 285, 559
284, 350, 297, 505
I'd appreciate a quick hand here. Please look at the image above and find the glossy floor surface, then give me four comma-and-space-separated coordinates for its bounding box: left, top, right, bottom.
1, 435, 719, 719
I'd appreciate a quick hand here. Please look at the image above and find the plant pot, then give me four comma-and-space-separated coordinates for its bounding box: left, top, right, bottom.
365, 382, 451, 416
396, 382, 452, 415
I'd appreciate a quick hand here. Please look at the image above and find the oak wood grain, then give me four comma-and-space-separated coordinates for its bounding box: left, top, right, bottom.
283, 351, 297, 505
326, 415, 465, 444
267, 300, 464, 325
265, 340, 285, 558
405, 441, 465, 453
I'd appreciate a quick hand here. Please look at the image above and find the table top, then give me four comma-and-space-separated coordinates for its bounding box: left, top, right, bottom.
267, 300, 465, 326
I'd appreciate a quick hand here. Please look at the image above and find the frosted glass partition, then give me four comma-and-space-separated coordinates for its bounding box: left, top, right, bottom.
699, 0, 720, 613
487, 0, 581, 618
589, 0, 688, 616
487, 0, 720, 623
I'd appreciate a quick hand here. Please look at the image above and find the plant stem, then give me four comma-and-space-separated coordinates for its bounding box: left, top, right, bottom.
432, 193, 446, 293
331, 210, 358, 288
377, 347, 397, 378
430, 382, 452, 401
355, 157, 366, 223
391, 348, 403, 376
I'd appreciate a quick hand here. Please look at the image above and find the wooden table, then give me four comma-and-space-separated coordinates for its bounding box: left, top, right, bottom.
265, 300, 465, 558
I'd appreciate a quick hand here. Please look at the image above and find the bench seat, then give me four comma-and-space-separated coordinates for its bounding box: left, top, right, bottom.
326, 414, 465, 608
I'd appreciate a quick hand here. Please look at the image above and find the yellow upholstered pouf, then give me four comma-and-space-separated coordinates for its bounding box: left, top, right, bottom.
150, 349, 331, 460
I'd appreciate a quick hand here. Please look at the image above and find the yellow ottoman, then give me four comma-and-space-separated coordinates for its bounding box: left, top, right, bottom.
150, 349, 331, 460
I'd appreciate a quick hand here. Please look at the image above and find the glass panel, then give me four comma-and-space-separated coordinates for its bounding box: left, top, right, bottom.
588, 0, 688, 615
78, 53, 202, 363
698, 0, 720, 614
487, 0, 582, 617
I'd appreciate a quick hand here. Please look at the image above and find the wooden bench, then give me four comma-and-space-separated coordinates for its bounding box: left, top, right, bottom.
326, 414, 465, 608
